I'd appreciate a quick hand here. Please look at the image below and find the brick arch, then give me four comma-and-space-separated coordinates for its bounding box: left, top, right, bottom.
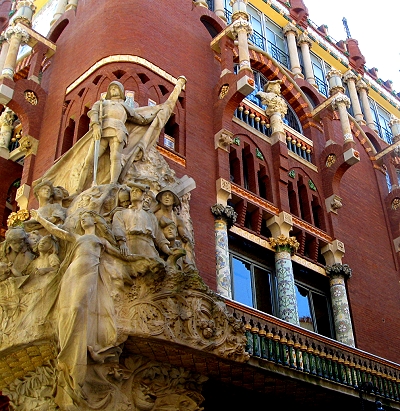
248, 50, 315, 130
7, 79, 46, 139
193, 5, 226, 34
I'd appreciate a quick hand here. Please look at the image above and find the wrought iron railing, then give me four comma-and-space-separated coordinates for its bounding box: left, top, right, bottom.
267, 41, 290, 69
374, 122, 393, 145
226, 300, 400, 403
315, 75, 329, 98
224, 8, 232, 24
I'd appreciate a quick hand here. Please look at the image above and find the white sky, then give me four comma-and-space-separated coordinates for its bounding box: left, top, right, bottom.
304, 0, 400, 92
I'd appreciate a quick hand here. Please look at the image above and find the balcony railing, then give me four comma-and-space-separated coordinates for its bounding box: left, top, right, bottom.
374, 122, 393, 145
315, 75, 329, 98
226, 300, 400, 404
234, 102, 272, 137
285, 127, 313, 163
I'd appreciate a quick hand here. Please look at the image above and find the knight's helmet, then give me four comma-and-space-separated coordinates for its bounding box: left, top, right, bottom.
105, 81, 125, 100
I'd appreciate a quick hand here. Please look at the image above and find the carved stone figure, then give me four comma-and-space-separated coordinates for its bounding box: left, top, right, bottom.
25, 235, 60, 277
27, 229, 42, 254
30, 209, 125, 392
25, 180, 66, 232
155, 188, 196, 271
112, 182, 171, 276
0, 226, 34, 278
35, 76, 187, 194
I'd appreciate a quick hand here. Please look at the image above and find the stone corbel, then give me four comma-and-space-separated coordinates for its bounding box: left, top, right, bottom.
321, 239, 345, 265
325, 193, 343, 214
215, 177, 232, 205
15, 183, 31, 210
215, 129, 233, 151
393, 236, 400, 253
343, 147, 360, 165
266, 211, 293, 238
19, 134, 38, 156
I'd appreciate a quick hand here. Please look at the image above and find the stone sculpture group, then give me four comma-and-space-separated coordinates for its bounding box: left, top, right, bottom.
0, 77, 248, 410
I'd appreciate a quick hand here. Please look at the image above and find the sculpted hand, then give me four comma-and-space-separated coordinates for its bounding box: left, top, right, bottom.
92, 124, 102, 141
119, 242, 129, 257
30, 209, 39, 220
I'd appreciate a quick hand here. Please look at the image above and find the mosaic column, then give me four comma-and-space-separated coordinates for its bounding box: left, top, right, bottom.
331, 93, 353, 143
211, 203, 237, 299
298, 33, 316, 87
356, 79, 376, 131
283, 23, 303, 79
343, 70, 365, 124
2, 26, 30, 78
269, 236, 300, 325
326, 264, 355, 347
267, 212, 300, 326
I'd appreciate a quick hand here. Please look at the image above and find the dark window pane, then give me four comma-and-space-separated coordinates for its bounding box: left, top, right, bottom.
232, 257, 253, 307
312, 292, 333, 338
254, 266, 273, 314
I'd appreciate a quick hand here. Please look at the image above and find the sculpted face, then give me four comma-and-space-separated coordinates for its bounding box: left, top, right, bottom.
80, 212, 95, 230
160, 192, 174, 207
109, 84, 121, 99
163, 224, 177, 241
8, 237, 24, 253
118, 191, 130, 208
38, 236, 53, 253
53, 187, 63, 201
28, 231, 41, 248
130, 187, 143, 202
39, 185, 52, 200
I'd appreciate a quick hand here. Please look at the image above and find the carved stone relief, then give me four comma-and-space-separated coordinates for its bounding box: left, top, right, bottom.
0, 78, 249, 409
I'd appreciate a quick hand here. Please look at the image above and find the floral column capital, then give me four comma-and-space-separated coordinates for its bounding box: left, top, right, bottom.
331, 93, 351, 110
325, 263, 352, 279
269, 234, 299, 255
211, 204, 237, 228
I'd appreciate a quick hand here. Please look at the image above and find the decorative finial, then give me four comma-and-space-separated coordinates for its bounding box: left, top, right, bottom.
342, 17, 351, 39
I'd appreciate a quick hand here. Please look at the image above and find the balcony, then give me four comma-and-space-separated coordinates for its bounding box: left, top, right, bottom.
225, 299, 400, 409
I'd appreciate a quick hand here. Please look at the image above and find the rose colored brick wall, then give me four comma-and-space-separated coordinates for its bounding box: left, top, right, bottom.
27, 0, 399, 362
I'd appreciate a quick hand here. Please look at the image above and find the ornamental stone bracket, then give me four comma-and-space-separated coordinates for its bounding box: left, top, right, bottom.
15, 183, 31, 210
215, 177, 232, 205
393, 236, 400, 253
343, 147, 360, 165
266, 211, 293, 238
321, 239, 345, 265
18, 134, 38, 156
215, 128, 233, 151
325, 193, 343, 214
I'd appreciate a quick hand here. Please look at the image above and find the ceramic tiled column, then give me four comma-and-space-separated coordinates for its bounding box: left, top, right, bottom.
211, 204, 237, 299
298, 33, 316, 87
322, 240, 355, 347
356, 79, 376, 131
283, 23, 303, 79
267, 212, 300, 326
343, 70, 365, 124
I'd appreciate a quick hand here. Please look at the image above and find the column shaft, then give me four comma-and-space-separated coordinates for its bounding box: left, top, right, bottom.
214, 0, 226, 20
2, 34, 21, 78
337, 103, 353, 142
0, 41, 10, 74
51, 0, 68, 24
300, 42, 315, 86
329, 274, 355, 347
358, 87, 376, 130
275, 250, 300, 325
347, 80, 364, 123
286, 32, 302, 78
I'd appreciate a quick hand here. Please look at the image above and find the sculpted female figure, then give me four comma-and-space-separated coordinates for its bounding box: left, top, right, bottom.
30, 209, 123, 392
